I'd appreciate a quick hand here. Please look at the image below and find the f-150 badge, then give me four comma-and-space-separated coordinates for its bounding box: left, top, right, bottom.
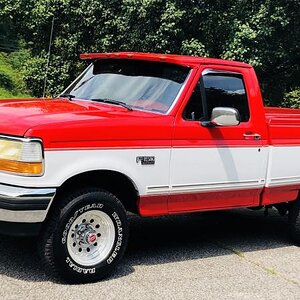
136, 156, 155, 165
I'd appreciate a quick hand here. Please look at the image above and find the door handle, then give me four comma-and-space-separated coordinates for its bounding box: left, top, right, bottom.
243, 133, 261, 140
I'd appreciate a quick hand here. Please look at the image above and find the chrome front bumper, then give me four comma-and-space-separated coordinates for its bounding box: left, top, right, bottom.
0, 183, 56, 223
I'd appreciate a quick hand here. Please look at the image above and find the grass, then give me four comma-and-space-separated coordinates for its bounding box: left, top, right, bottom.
0, 51, 31, 99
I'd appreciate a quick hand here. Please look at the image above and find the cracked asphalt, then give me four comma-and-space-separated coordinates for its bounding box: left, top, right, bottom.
0, 208, 299, 300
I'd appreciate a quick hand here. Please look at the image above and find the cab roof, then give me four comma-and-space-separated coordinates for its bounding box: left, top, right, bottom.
80, 52, 252, 68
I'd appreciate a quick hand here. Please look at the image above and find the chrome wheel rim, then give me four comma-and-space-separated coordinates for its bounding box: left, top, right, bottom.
67, 210, 115, 266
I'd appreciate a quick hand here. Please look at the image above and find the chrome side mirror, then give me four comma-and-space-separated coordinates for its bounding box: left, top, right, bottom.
211, 107, 240, 126
202, 107, 240, 127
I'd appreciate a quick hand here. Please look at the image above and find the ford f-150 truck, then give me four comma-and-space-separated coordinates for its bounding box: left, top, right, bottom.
0, 52, 299, 283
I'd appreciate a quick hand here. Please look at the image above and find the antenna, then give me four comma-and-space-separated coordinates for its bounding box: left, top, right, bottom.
42, 16, 55, 98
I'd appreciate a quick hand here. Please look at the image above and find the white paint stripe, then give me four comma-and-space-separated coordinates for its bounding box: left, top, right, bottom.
0, 146, 300, 198
266, 146, 300, 188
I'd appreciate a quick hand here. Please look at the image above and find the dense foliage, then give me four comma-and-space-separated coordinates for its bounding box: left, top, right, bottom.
0, 51, 30, 98
0, 0, 299, 106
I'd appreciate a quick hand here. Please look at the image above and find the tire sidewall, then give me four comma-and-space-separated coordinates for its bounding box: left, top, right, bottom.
52, 191, 128, 282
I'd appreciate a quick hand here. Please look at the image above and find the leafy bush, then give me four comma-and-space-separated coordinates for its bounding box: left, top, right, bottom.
0, 72, 13, 90
0, 53, 14, 89
0, 51, 30, 98
282, 89, 300, 108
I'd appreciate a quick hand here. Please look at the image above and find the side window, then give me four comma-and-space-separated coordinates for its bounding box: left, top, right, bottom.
183, 80, 203, 121
183, 72, 250, 122
203, 73, 250, 122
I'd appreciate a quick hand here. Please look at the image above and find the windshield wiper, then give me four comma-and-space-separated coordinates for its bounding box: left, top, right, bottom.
90, 98, 133, 111
59, 93, 75, 101
73, 77, 94, 92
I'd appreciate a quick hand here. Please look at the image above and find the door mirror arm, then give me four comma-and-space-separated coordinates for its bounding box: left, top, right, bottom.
201, 120, 216, 128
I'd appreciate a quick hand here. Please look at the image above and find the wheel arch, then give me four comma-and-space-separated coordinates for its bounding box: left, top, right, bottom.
50, 169, 140, 214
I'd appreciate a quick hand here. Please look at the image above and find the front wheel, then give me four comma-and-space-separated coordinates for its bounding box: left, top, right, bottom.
38, 188, 129, 283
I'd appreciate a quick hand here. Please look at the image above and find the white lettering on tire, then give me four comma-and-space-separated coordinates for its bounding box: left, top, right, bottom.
65, 257, 96, 274
107, 212, 123, 264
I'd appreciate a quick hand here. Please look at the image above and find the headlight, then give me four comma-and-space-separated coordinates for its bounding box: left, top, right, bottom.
0, 136, 43, 176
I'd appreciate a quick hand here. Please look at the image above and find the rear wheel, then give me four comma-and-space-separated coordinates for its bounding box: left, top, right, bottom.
288, 197, 300, 245
38, 188, 129, 283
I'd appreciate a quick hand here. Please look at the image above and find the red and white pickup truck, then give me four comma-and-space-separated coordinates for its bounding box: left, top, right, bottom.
0, 52, 299, 283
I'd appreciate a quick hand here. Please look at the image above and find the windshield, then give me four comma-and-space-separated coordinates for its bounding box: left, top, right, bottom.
62, 59, 190, 113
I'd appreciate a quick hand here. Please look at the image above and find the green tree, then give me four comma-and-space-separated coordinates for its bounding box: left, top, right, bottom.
0, 0, 299, 105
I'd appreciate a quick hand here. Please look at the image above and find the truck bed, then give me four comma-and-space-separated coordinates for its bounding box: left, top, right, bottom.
265, 106, 300, 118
265, 107, 300, 146
262, 106, 300, 206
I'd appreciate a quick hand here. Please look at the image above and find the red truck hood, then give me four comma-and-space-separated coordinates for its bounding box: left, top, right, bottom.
0, 98, 173, 148
0, 98, 114, 136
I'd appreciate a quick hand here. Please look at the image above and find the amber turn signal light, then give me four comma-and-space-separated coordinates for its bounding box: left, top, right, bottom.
0, 159, 43, 175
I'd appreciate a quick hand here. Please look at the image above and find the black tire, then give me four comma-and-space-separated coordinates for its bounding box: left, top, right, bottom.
38, 188, 129, 283
288, 197, 300, 245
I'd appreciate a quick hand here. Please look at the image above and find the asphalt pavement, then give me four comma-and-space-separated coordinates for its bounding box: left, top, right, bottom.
0, 208, 299, 299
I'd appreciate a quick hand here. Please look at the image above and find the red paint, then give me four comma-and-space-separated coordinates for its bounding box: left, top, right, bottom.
0, 54, 298, 151
173, 66, 268, 147
139, 188, 262, 216
261, 186, 299, 205
265, 109, 300, 146
168, 188, 262, 213
0, 99, 174, 149
138, 194, 169, 216
80, 52, 252, 69
139, 185, 300, 216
